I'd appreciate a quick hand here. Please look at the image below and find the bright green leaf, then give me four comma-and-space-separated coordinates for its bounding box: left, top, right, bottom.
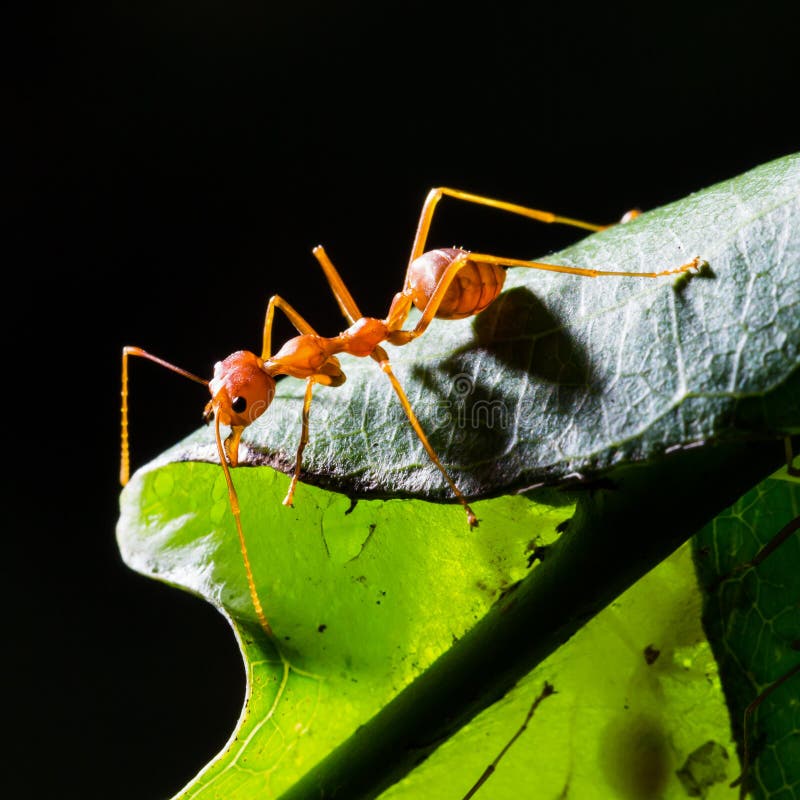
380, 539, 740, 800
119, 466, 568, 798
377, 469, 800, 800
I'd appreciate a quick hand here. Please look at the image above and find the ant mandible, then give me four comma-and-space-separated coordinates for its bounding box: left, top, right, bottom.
120, 188, 703, 633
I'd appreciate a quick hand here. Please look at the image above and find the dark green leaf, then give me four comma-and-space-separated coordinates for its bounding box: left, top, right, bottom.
693, 472, 800, 800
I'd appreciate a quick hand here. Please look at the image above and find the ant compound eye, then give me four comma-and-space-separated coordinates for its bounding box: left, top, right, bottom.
231, 396, 247, 413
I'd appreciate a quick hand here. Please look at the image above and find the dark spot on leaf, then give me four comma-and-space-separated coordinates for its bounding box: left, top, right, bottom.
498, 580, 522, 604
675, 740, 729, 798
555, 518, 571, 534
527, 544, 551, 567
599, 712, 671, 800
555, 778, 571, 799
644, 645, 661, 665
318, 624, 327, 633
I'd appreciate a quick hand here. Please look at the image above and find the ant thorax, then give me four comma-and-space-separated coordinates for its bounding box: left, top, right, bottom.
336, 317, 388, 357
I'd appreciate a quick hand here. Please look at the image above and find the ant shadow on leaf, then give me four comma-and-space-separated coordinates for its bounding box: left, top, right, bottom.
410, 286, 602, 463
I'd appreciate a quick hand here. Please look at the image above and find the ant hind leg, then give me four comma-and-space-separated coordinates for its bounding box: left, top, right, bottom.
468, 252, 705, 280
405, 186, 627, 283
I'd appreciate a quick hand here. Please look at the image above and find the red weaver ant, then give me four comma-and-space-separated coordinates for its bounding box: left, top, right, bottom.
120, 187, 703, 634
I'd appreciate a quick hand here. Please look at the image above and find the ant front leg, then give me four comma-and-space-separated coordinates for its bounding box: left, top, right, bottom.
284, 378, 315, 507
283, 366, 346, 507
262, 294, 320, 360
260, 296, 348, 506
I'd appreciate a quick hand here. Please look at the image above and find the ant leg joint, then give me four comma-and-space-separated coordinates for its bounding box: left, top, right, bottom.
427, 187, 445, 202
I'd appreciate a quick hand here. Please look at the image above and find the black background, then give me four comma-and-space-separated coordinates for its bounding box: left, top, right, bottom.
9, 2, 798, 798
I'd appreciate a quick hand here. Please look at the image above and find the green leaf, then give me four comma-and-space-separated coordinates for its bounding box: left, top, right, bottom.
118, 154, 799, 799
693, 471, 800, 800
380, 540, 738, 800
119, 466, 570, 799
376, 469, 799, 800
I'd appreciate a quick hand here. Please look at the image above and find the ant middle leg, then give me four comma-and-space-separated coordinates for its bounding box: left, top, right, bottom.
285, 378, 315, 507
311, 245, 363, 325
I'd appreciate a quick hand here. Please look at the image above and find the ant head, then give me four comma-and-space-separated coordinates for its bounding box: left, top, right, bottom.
207, 350, 276, 427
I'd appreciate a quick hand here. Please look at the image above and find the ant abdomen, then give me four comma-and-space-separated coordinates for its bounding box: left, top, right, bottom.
408, 247, 506, 320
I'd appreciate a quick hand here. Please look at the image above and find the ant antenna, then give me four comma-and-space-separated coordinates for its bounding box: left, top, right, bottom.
120, 346, 208, 485
214, 411, 273, 638
120, 345, 273, 639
